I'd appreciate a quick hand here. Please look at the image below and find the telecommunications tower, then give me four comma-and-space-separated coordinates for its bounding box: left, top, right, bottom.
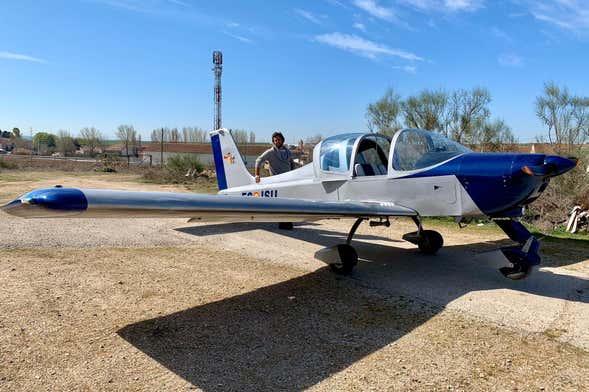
212, 51, 223, 131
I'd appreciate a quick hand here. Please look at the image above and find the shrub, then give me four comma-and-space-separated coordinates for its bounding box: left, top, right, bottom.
166, 155, 203, 175
96, 155, 125, 173
526, 154, 589, 231
0, 157, 16, 169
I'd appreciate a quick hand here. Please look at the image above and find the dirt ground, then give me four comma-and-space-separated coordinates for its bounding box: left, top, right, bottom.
1, 171, 588, 391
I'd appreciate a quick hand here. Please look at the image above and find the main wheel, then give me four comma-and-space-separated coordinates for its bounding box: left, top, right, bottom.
417, 230, 443, 254
329, 244, 358, 275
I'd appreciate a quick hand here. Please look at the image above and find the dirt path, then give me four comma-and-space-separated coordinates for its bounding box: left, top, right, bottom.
1, 173, 588, 391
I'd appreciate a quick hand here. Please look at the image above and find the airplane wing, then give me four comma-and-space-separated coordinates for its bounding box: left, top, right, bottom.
1, 187, 417, 222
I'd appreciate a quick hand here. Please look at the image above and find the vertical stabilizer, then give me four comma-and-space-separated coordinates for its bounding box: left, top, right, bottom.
209, 128, 254, 190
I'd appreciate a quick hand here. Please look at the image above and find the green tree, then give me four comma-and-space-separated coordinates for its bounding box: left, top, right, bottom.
402, 89, 449, 134
34, 132, 57, 155
448, 87, 491, 144
536, 81, 589, 155
476, 118, 516, 152
366, 88, 402, 136
11, 127, 21, 139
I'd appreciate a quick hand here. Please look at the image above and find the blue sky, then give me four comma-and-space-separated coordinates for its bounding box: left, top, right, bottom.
1, 0, 588, 143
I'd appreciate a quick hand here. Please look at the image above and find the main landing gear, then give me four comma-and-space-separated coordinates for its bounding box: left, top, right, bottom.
402, 216, 444, 255
318, 217, 364, 275
315, 216, 444, 275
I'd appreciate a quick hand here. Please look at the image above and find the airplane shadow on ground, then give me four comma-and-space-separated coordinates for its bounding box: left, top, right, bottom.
118, 223, 589, 391
177, 221, 404, 244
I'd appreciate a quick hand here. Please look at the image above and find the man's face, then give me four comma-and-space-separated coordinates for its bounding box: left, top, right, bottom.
273, 136, 284, 148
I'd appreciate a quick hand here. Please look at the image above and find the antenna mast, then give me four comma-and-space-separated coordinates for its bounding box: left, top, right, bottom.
212, 51, 223, 131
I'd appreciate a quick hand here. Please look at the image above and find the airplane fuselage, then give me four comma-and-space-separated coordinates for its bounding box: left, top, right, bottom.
221, 151, 557, 219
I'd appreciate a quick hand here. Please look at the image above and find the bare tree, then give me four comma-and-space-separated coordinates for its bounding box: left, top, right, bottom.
366, 88, 402, 136
536, 81, 589, 155
402, 89, 449, 134
231, 129, 249, 144
117, 125, 137, 164
249, 131, 256, 144
151, 129, 161, 142
181, 127, 207, 143
56, 130, 76, 156
79, 127, 103, 156
448, 87, 491, 144
170, 128, 180, 143
305, 134, 323, 145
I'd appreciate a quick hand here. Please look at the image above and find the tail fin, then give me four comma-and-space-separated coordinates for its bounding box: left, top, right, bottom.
209, 128, 254, 190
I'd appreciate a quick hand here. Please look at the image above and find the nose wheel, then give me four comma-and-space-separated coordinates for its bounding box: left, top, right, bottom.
494, 219, 540, 280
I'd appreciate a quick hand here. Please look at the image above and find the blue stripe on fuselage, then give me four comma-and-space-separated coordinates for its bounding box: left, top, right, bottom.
210, 134, 227, 191
400, 153, 548, 216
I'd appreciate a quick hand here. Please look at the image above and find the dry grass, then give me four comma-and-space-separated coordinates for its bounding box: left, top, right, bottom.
1, 247, 587, 391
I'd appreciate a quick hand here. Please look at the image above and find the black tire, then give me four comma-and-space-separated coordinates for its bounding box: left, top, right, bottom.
417, 230, 443, 254
329, 244, 358, 275
499, 264, 533, 280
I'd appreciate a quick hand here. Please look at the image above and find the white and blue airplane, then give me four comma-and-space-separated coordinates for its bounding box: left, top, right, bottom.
2, 128, 577, 280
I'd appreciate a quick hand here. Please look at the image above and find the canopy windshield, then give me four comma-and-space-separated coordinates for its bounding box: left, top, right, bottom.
319, 133, 362, 173
392, 129, 471, 171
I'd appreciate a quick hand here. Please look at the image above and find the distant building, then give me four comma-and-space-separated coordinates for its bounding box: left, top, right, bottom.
141, 142, 272, 167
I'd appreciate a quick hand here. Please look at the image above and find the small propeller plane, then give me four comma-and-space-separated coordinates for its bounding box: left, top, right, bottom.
2, 128, 577, 280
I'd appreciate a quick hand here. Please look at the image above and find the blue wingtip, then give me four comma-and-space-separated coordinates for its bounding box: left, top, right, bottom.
2, 187, 88, 217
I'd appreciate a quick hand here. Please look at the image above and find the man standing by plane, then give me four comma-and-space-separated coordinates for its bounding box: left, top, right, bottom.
255, 131, 295, 230
254, 131, 295, 183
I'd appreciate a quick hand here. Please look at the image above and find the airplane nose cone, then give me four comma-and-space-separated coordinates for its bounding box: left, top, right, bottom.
1, 188, 87, 218
517, 154, 578, 177
544, 155, 577, 176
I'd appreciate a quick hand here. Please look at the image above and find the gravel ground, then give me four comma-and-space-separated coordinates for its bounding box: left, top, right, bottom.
1, 172, 588, 391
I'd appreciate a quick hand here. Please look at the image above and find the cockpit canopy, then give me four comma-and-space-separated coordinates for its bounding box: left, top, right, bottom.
314, 128, 470, 177
392, 128, 471, 171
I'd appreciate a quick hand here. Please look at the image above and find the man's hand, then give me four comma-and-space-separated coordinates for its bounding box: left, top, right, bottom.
255, 175, 260, 183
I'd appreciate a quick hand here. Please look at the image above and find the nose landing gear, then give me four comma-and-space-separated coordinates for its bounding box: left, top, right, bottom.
494, 219, 539, 280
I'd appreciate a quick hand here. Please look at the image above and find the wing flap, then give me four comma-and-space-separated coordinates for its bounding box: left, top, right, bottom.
2, 187, 416, 221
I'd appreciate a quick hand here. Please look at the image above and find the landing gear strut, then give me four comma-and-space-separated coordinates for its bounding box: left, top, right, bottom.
329, 218, 364, 275
494, 219, 539, 280
314, 217, 365, 275
402, 216, 444, 255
